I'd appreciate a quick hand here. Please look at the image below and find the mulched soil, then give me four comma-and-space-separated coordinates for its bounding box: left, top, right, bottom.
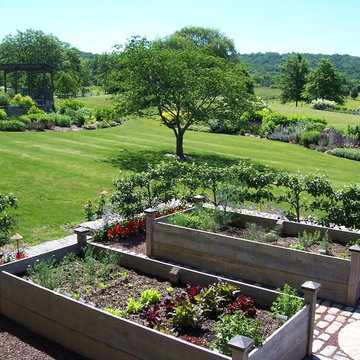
220, 225, 347, 258
23, 255, 282, 351
0, 314, 87, 360
102, 232, 146, 254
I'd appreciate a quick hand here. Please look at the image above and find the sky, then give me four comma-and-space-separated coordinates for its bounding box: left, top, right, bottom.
0, 0, 359, 56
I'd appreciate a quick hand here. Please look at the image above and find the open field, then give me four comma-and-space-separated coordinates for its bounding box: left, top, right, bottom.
70, 94, 114, 108
1, 117, 360, 245
254, 86, 280, 99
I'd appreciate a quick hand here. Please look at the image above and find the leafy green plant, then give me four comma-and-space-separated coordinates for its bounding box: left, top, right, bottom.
105, 307, 124, 317
0, 120, 26, 132
12, 94, 36, 107
329, 148, 360, 162
264, 231, 278, 243
319, 231, 331, 252
0, 193, 17, 246
169, 296, 201, 329
140, 289, 162, 305
126, 298, 143, 313
270, 284, 303, 319
211, 311, 263, 356
297, 230, 320, 249
195, 285, 218, 315
27, 257, 61, 290
289, 243, 307, 251
0, 109, 7, 120
0, 92, 10, 106
244, 222, 266, 241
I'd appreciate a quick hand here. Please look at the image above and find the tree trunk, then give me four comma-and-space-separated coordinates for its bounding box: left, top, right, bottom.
295, 100, 298, 107
175, 132, 184, 159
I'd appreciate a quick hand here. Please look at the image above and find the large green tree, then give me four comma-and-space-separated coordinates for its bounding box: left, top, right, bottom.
115, 37, 255, 158
279, 54, 309, 107
165, 26, 237, 61
303, 59, 349, 104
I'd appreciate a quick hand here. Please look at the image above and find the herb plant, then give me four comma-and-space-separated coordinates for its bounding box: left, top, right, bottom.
270, 284, 303, 319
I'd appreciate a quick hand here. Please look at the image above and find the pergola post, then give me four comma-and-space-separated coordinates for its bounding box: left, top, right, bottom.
14, 67, 18, 94
42, 69, 46, 100
4, 71, 7, 92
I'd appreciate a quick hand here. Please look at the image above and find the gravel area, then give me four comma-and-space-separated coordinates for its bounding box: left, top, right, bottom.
0, 314, 87, 360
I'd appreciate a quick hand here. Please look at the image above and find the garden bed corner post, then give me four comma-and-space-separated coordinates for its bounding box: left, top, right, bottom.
347, 245, 360, 306
145, 208, 157, 257
301, 281, 321, 358
74, 227, 91, 253
228, 335, 254, 360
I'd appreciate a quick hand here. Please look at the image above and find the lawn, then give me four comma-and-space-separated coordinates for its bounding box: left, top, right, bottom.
1, 117, 360, 246
70, 94, 114, 108
269, 102, 360, 130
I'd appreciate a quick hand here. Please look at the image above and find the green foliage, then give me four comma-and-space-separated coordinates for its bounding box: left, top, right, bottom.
55, 99, 85, 114
54, 71, 79, 97
12, 94, 36, 107
126, 298, 143, 313
279, 54, 309, 106
264, 231, 278, 242
0, 109, 7, 120
27, 257, 61, 290
303, 59, 349, 104
0, 193, 17, 246
0, 120, 26, 131
275, 171, 333, 222
350, 87, 358, 99
244, 222, 266, 241
347, 125, 360, 141
316, 183, 360, 230
195, 286, 218, 315
115, 36, 255, 157
27, 105, 45, 115
297, 230, 321, 249
167, 207, 231, 233
319, 231, 331, 252
170, 297, 201, 329
270, 284, 303, 319
0, 92, 10, 106
211, 311, 263, 356
299, 130, 322, 147
329, 148, 360, 162
140, 289, 162, 306
105, 307, 124, 317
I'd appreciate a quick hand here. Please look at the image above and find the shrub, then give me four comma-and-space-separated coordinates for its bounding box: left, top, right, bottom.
208, 118, 239, 134
0, 120, 26, 131
12, 94, 36, 107
0, 109, 7, 120
0, 193, 17, 246
55, 99, 84, 114
329, 147, 360, 161
350, 87, 358, 99
346, 125, 360, 141
299, 131, 322, 147
311, 98, 336, 110
211, 312, 263, 356
0, 92, 10, 106
47, 113, 72, 127
27, 105, 45, 115
270, 284, 303, 319
262, 112, 288, 134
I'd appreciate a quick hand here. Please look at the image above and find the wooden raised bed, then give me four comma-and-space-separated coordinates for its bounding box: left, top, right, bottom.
0, 234, 318, 360
146, 207, 360, 306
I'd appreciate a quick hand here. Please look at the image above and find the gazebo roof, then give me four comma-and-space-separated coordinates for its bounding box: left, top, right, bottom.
0, 63, 54, 74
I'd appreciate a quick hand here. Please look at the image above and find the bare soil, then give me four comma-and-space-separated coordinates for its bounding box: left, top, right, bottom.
0, 314, 87, 360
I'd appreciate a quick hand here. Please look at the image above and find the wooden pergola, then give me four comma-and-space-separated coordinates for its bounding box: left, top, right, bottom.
0, 63, 54, 104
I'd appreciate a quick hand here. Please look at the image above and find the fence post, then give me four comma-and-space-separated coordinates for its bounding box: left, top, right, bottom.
301, 281, 321, 357
74, 227, 90, 252
347, 245, 360, 306
145, 208, 157, 257
228, 335, 254, 360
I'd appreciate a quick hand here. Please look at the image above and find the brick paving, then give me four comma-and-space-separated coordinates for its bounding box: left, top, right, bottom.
312, 299, 360, 360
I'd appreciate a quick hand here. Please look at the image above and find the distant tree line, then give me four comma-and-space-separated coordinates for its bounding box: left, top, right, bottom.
240, 52, 360, 90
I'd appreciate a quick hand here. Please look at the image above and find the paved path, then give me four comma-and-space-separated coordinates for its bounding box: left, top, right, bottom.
313, 299, 360, 360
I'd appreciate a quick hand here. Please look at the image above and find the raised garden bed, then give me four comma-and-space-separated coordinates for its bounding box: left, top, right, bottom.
0, 236, 318, 360
146, 206, 360, 306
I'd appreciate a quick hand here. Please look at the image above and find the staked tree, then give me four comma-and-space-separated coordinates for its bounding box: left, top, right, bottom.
279, 54, 309, 107
114, 37, 255, 158
303, 59, 349, 104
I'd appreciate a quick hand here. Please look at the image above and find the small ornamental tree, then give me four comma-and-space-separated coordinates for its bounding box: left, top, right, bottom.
114, 37, 254, 158
274, 172, 333, 222
350, 87, 358, 100
316, 183, 360, 230
0, 193, 17, 246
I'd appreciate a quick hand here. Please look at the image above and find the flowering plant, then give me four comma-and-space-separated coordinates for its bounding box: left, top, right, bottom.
0, 248, 26, 264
